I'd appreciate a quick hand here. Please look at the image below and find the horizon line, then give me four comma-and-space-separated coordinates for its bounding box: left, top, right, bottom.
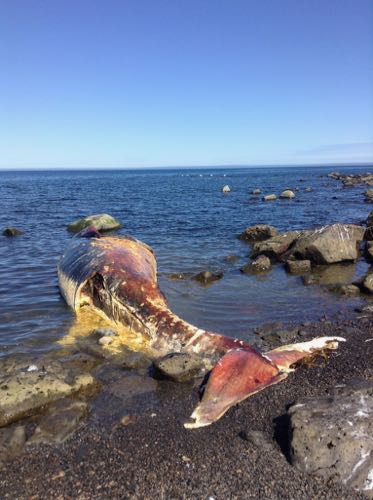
0, 161, 372, 172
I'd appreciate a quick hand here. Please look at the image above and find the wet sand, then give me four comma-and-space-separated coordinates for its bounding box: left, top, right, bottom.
0, 316, 372, 499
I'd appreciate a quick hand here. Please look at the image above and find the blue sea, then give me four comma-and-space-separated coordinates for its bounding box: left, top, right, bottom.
0, 165, 371, 358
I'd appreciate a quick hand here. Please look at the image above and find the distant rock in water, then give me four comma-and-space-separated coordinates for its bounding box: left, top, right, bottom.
263, 194, 277, 201
280, 190, 295, 199
67, 214, 122, 233
2, 227, 24, 237
328, 171, 373, 187
192, 270, 223, 285
252, 188, 261, 195
238, 224, 278, 242
222, 185, 231, 193
288, 381, 373, 496
305, 187, 313, 192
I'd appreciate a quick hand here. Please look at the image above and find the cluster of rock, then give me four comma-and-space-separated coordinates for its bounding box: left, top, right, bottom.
67, 213, 122, 233
263, 190, 296, 201
328, 171, 373, 187
237, 220, 373, 294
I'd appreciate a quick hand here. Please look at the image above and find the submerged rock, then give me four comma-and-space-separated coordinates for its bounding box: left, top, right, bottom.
251, 232, 300, 260
291, 224, 364, 264
192, 270, 223, 285
0, 425, 26, 465
153, 353, 207, 382
252, 188, 261, 195
286, 260, 311, 274
289, 381, 373, 497
27, 399, 88, 445
238, 224, 278, 242
67, 213, 122, 233
240, 255, 271, 274
2, 227, 24, 237
339, 284, 360, 296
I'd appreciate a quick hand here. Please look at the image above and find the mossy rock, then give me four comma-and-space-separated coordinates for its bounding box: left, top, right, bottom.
67, 214, 122, 233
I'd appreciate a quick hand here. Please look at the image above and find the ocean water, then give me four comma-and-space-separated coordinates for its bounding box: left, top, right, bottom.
0, 165, 371, 358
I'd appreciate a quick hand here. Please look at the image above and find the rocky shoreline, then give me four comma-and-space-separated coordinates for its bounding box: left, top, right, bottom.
0, 316, 372, 499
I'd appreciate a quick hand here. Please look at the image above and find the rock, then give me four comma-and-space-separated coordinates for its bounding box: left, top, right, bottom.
67, 213, 122, 233
256, 326, 300, 349
263, 194, 277, 201
168, 272, 189, 280
224, 255, 239, 264
327, 171, 342, 179
153, 353, 207, 382
362, 273, 373, 294
305, 187, 313, 192
339, 284, 360, 296
238, 224, 278, 242
0, 426, 26, 465
27, 399, 88, 445
240, 255, 271, 274
288, 381, 373, 496
356, 305, 373, 314
120, 414, 137, 426
291, 224, 364, 264
280, 190, 295, 199
106, 374, 157, 400
364, 227, 373, 241
367, 210, 373, 227
2, 227, 24, 237
303, 263, 356, 286
252, 189, 261, 195
91, 327, 117, 339
192, 270, 223, 285
364, 189, 373, 202
286, 260, 311, 274
0, 358, 96, 427
251, 232, 300, 260
222, 185, 231, 193
366, 242, 373, 261
98, 336, 113, 346
121, 351, 153, 371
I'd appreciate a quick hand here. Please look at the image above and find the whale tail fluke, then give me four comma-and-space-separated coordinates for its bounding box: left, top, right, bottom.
184, 347, 285, 429
184, 336, 345, 429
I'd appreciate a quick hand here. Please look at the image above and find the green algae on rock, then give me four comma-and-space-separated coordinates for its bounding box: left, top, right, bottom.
67, 214, 122, 233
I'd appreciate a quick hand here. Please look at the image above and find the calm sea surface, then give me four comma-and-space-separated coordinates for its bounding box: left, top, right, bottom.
0, 166, 371, 358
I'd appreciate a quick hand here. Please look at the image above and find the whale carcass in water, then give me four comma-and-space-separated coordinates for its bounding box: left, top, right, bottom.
58, 228, 345, 428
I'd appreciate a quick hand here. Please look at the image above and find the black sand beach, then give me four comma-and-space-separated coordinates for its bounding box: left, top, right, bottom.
0, 316, 371, 499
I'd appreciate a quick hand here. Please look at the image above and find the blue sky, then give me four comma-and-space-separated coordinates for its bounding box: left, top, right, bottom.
1, 0, 372, 168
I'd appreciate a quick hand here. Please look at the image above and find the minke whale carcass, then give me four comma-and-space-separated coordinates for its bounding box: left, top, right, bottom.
58, 228, 345, 429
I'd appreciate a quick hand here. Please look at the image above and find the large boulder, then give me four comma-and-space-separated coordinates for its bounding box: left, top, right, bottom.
238, 224, 278, 242
288, 381, 373, 497
67, 213, 122, 233
251, 231, 300, 260
290, 224, 364, 264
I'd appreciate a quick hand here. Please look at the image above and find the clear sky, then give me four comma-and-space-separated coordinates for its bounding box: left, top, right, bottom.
1, 0, 372, 168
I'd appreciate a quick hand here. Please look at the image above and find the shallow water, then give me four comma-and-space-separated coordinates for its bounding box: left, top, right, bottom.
0, 165, 371, 357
